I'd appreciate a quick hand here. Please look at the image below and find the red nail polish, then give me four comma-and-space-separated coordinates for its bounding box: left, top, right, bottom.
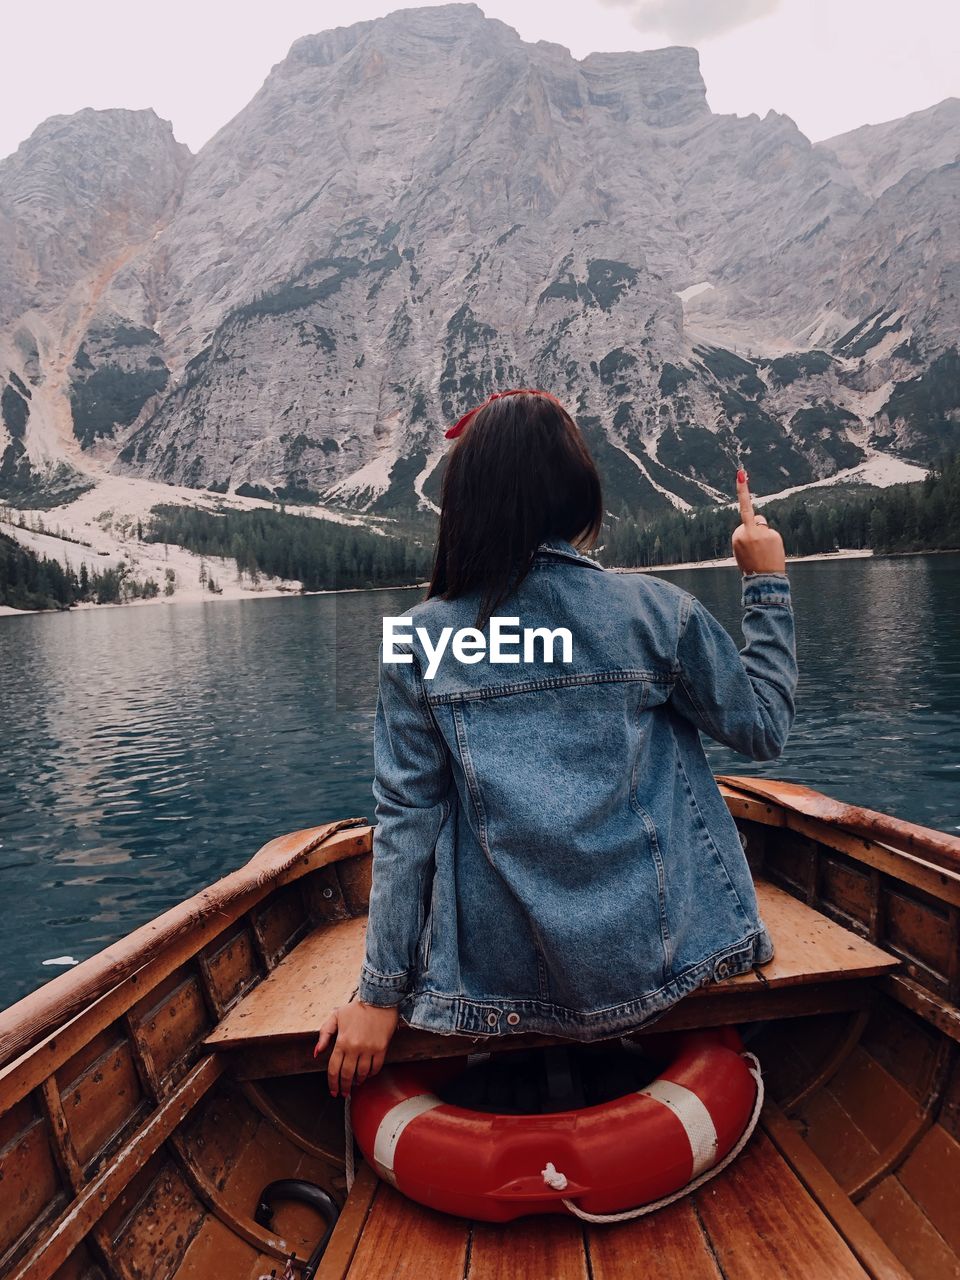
737, 469, 746, 483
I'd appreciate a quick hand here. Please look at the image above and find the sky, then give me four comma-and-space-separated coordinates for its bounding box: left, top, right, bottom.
1, 0, 957, 161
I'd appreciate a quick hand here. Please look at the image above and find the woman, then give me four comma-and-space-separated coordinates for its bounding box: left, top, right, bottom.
317, 390, 796, 1097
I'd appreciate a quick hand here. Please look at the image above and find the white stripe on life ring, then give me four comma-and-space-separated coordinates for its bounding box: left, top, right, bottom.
372, 1092, 444, 1186
639, 1079, 719, 1178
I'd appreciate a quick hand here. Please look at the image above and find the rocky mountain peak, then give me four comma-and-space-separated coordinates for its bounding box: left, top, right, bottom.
0, 108, 192, 326
818, 98, 960, 198
579, 45, 708, 128
1, 6, 957, 516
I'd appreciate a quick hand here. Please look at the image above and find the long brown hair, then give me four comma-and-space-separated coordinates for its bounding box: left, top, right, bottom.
427, 392, 603, 626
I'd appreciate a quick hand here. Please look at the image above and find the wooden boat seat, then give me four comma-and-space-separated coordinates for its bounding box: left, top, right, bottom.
205, 880, 898, 1079
315, 1123, 901, 1279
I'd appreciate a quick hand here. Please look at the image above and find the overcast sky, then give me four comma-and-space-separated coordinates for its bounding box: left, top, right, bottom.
2, 0, 957, 160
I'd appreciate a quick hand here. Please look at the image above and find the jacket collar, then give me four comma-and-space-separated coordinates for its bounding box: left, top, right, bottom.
534, 538, 605, 570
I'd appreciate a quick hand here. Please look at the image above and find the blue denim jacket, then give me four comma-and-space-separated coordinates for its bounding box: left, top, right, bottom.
358, 539, 797, 1040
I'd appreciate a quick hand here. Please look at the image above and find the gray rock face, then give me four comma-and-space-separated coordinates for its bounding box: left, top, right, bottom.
818, 99, 960, 198
1, 4, 958, 512
0, 108, 191, 327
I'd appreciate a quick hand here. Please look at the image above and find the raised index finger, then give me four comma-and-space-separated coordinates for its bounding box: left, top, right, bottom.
736, 468, 755, 525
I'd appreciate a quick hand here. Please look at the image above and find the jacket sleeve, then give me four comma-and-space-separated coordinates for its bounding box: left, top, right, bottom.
670, 572, 797, 761
357, 642, 451, 1007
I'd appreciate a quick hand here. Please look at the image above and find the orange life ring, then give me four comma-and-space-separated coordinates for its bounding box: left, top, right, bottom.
349, 1027, 759, 1221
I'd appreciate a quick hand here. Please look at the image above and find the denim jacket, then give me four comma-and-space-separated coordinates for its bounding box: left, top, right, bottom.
358, 539, 797, 1040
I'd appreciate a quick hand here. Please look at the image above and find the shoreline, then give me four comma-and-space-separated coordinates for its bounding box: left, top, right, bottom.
618, 546, 960, 574
0, 578, 427, 620
4, 546, 957, 620
616, 548, 874, 574
0, 469, 410, 621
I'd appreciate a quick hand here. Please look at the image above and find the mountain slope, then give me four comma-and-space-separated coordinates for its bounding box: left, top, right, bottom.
1, 4, 956, 518
817, 99, 960, 198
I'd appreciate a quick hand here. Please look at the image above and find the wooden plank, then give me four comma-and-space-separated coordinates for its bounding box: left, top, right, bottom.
721, 783, 960, 908
0, 1113, 64, 1262
238, 1081, 345, 1169
231, 971, 879, 1076
860, 1176, 960, 1280
890, 1123, 960, 1261
587, 1200, 722, 1280
228, 982, 878, 1081
468, 1216, 587, 1280
763, 1103, 912, 1280
109, 1159, 205, 1279
41, 1077, 128, 1280
170, 1132, 310, 1266
206, 916, 367, 1050
207, 881, 895, 1057
0, 821, 370, 1073
135, 973, 212, 1083
313, 1163, 380, 1280
883, 887, 954, 993
828, 1048, 932, 1198
175, 1214, 262, 1280
795, 1080, 883, 1194
342, 1182, 469, 1280
718, 776, 960, 870
202, 926, 262, 1011
753, 881, 898, 988
883, 975, 960, 1045
695, 1131, 869, 1279
6, 1056, 224, 1280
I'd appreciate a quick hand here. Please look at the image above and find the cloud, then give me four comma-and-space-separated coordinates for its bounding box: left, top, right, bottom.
599, 0, 782, 43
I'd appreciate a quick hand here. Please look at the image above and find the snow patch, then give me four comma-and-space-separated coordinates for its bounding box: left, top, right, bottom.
676, 282, 715, 304
611, 440, 691, 512
753, 452, 927, 506
864, 324, 910, 363
325, 450, 397, 503
850, 379, 895, 419
413, 447, 444, 514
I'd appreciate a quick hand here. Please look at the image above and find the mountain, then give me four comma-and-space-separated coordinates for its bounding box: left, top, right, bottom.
817, 99, 960, 199
1, 3, 957, 520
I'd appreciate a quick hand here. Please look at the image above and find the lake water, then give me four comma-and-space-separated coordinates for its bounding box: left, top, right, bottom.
1, 554, 958, 1008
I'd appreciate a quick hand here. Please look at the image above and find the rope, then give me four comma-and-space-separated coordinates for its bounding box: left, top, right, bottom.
344, 1094, 355, 1193
541, 1052, 764, 1224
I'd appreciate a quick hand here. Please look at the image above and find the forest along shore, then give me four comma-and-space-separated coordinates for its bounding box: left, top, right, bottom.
0, 546, 875, 619
0, 472, 431, 614
3, 454, 957, 616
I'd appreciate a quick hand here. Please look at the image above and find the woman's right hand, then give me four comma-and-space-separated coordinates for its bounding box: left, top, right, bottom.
732, 469, 787, 574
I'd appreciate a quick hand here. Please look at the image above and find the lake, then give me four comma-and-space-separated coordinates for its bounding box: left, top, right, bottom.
1, 553, 958, 1008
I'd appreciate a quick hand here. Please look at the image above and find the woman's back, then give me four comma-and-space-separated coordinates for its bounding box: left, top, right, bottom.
317, 390, 796, 1096
362, 536, 794, 1038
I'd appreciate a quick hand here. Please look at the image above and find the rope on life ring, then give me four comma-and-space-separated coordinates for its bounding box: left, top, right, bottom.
539, 1052, 764, 1223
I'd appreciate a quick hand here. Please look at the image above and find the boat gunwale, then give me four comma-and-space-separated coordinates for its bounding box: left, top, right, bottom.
716, 775, 960, 871
0, 820, 372, 1108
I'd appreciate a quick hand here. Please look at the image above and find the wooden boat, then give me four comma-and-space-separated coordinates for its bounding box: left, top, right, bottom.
1, 776, 959, 1280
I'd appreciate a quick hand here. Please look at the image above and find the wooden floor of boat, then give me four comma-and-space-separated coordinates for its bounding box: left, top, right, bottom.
316, 1127, 895, 1280
206, 879, 898, 1064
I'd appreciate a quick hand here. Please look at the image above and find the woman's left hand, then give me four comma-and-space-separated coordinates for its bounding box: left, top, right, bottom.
314, 1001, 400, 1096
